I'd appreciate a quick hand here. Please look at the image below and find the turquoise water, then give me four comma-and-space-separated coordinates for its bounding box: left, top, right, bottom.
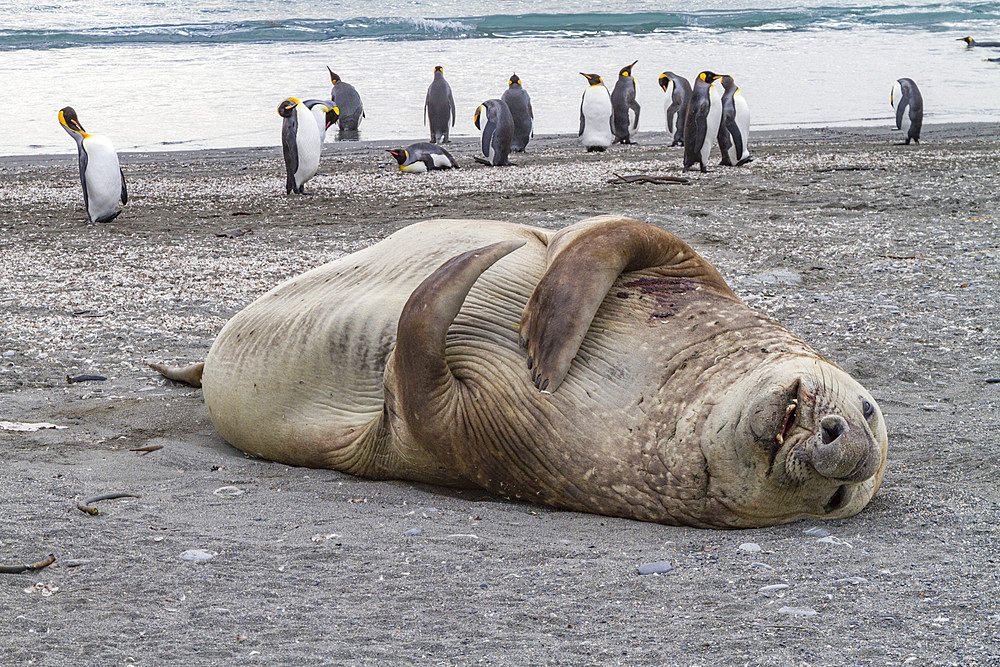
2, 1, 999, 155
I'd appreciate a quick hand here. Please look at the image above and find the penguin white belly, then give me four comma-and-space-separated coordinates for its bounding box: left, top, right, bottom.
702, 85, 723, 166
294, 106, 322, 187
430, 153, 452, 169
663, 81, 675, 133
400, 161, 428, 173
581, 88, 613, 148
734, 91, 751, 161
309, 106, 329, 148
627, 107, 638, 140
81, 135, 122, 222
899, 102, 912, 137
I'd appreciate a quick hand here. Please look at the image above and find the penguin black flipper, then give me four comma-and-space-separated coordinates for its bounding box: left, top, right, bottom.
449, 90, 456, 127
895, 98, 907, 131
727, 115, 746, 163
717, 118, 734, 167
77, 146, 90, 219
282, 113, 299, 195
628, 96, 641, 138
481, 117, 495, 159
579, 93, 586, 136
119, 168, 128, 205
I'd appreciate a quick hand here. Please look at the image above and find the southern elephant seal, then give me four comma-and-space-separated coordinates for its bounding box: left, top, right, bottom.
152, 216, 888, 528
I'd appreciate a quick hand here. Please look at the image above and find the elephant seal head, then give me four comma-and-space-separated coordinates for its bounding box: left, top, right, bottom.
705, 355, 888, 525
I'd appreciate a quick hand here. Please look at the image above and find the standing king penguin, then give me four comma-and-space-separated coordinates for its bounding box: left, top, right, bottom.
610, 61, 640, 144
58, 106, 127, 223
278, 97, 328, 194
891, 78, 923, 145
425, 66, 457, 144
683, 71, 724, 173
473, 99, 514, 166
658, 71, 692, 147
501, 74, 534, 152
387, 143, 459, 173
327, 69, 364, 133
579, 73, 614, 152
716, 75, 752, 166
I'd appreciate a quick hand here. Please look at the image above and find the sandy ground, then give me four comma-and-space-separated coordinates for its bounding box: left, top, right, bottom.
1, 124, 999, 665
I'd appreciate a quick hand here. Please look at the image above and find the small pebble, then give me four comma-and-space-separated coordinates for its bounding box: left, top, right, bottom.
835, 577, 869, 585
179, 549, 217, 562
802, 526, 831, 537
758, 584, 789, 596
62, 559, 92, 568
817, 535, 852, 548
637, 561, 673, 575
403, 528, 422, 537
739, 542, 762, 553
213, 486, 244, 497
750, 562, 774, 571
778, 606, 817, 617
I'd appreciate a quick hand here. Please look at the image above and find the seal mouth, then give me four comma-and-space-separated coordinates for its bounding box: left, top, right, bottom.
824, 484, 849, 513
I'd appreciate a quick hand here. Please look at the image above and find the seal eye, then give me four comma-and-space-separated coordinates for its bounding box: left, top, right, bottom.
862, 399, 874, 420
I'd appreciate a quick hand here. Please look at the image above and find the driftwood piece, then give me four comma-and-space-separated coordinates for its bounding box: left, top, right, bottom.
76, 493, 142, 516
607, 173, 691, 185
0, 554, 56, 574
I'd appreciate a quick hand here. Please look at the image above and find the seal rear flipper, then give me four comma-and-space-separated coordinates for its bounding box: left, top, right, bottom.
386, 240, 526, 447
120, 168, 128, 205
148, 361, 205, 388
519, 217, 739, 393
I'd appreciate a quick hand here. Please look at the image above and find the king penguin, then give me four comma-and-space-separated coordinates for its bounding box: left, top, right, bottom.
501, 73, 534, 152
278, 97, 326, 194
890, 78, 923, 145
473, 99, 514, 166
716, 75, 752, 166
327, 69, 364, 133
957, 36, 1000, 47
58, 106, 127, 223
387, 143, 459, 173
425, 66, 457, 144
610, 60, 640, 144
683, 71, 724, 173
658, 71, 692, 147
302, 99, 339, 147
579, 72, 614, 152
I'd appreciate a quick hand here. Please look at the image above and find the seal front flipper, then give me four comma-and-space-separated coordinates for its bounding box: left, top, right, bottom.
386, 240, 526, 452
518, 216, 739, 393
148, 361, 205, 387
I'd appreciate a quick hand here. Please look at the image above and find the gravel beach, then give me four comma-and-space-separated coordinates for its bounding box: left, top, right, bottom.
2, 124, 999, 665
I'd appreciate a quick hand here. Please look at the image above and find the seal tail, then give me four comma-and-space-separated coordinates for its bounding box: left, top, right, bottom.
148, 361, 205, 388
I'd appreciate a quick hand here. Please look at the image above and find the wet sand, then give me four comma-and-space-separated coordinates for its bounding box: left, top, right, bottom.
1, 124, 999, 665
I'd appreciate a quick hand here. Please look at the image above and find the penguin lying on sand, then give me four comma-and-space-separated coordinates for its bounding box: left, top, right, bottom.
279, 97, 333, 194
890, 78, 923, 145
579, 73, 614, 152
611, 61, 640, 144
502, 74, 533, 152
473, 99, 514, 166
58, 106, 127, 223
388, 143, 459, 172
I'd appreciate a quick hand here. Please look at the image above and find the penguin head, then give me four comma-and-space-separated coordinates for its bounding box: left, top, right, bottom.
658, 73, 671, 91
580, 72, 603, 86
474, 103, 486, 130
58, 106, 88, 137
434, 65, 444, 76
509, 73, 521, 87
387, 149, 408, 166
324, 105, 340, 129
277, 98, 299, 118
698, 71, 723, 83
958, 36, 974, 45
327, 67, 341, 84
619, 61, 638, 78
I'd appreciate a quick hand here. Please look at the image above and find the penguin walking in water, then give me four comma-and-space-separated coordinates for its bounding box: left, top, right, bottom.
501, 74, 533, 152
890, 78, 923, 145
58, 106, 127, 223
611, 61, 640, 144
327, 69, 364, 135
658, 71, 692, 147
683, 71, 724, 173
473, 99, 514, 166
278, 97, 327, 194
303, 99, 339, 147
425, 66, 457, 144
958, 36, 1000, 47
579, 73, 614, 152
387, 143, 459, 173
716, 75, 752, 166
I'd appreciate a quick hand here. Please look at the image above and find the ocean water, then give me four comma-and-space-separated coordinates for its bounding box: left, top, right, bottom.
2, 0, 999, 156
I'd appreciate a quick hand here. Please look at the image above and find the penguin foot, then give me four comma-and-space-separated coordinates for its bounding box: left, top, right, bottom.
473, 156, 493, 167
94, 210, 123, 224
736, 155, 754, 166
586, 146, 607, 153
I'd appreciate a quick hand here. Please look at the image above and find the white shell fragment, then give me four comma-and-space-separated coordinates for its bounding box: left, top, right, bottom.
1, 421, 68, 432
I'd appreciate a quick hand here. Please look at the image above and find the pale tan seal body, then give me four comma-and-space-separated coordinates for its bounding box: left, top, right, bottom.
154, 216, 887, 528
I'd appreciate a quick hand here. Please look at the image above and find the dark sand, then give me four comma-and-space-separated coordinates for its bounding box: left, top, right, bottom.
2, 124, 999, 665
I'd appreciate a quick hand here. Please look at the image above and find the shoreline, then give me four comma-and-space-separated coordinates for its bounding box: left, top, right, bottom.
1, 120, 998, 664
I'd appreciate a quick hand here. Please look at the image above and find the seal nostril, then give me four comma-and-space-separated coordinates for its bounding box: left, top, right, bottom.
821, 416, 845, 445
824, 485, 848, 513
